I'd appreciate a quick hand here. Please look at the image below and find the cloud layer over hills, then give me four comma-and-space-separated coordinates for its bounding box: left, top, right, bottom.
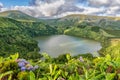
0, 0, 120, 18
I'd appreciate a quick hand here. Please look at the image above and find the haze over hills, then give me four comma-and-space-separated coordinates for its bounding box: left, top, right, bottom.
1, 10, 120, 21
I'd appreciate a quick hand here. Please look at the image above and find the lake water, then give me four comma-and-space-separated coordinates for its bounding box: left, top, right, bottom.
35, 35, 102, 57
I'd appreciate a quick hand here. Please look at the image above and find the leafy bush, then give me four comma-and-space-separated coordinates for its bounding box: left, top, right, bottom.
1, 53, 120, 80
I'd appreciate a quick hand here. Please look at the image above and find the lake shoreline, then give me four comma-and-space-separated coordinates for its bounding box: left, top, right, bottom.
34, 35, 102, 57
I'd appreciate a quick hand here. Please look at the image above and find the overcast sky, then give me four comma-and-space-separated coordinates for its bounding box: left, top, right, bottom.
0, 0, 120, 18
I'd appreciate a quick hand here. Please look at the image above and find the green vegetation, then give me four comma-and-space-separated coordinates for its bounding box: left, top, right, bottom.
0, 17, 57, 59
0, 10, 120, 80
64, 25, 105, 41
0, 10, 40, 21
99, 38, 120, 57
1, 53, 120, 80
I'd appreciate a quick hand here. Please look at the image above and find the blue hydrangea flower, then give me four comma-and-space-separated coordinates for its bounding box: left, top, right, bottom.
27, 66, 34, 70
33, 65, 39, 70
17, 58, 39, 71
18, 62, 25, 67
19, 59, 29, 64
21, 67, 26, 71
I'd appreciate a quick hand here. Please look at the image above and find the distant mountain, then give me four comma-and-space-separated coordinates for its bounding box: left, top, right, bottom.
0, 10, 120, 35
0, 10, 119, 58
42, 14, 120, 31
0, 10, 40, 21
1, 10, 120, 29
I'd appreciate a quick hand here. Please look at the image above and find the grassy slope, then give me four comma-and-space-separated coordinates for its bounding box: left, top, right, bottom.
0, 11, 120, 80
41, 14, 120, 36
0, 10, 120, 58
0, 10, 120, 34
0, 17, 57, 59
0, 10, 40, 22
43, 14, 120, 30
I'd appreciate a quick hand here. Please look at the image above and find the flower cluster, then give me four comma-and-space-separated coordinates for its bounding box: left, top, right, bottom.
79, 56, 84, 62
16, 59, 39, 71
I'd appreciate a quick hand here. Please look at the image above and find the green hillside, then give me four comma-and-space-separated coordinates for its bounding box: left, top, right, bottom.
0, 17, 57, 59
41, 14, 120, 36
0, 10, 120, 80
43, 14, 120, 30
0, 10, 120, 35
0, 10, 120, 59
0, 10, 40, 22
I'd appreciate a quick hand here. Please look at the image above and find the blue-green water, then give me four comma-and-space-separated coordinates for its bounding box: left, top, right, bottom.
35, 35, 102, 57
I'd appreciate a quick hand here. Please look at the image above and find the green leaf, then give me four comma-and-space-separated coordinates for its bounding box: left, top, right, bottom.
105, 54, 111, 61
105, 73, 115, 80
8, 74, 12, 80
92, 72, 105, 80
49, 64, 52, 74
66, 54, 71, 61
0, 71, 13, 80
29, 71, 36, 80
10, 53, 19, 60
117, 74, 120, 80
52, 65, 57, 76
0, 57, 4, 64
54, 70, 61, 80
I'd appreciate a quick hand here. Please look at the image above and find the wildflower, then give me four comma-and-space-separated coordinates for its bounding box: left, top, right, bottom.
79, 56, 84, 62
33, 65, 39, 70
16, 59, 29, 63
27, 66, 34, 70
16, 58, 39, 71
26, 64, 34, 70
21, 67, 26, 71
18, 62, 25, 67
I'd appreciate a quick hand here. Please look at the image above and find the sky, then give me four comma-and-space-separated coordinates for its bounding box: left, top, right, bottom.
0, 0, 120, 18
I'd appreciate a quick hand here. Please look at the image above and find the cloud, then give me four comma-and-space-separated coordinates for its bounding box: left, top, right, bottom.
105, 6, 120, 16
76, 0, 120, 16
88, 0, 110, 7
0, 2, 3, 11
1, 0, 84, 18
88, 0, 120, 7
2, 0, 65, 17
0, 0, 120, 17
26, 0, 84, 17
12, 0, 65, 17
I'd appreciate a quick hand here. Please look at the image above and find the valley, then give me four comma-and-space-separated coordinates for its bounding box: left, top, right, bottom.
0, 10, 119, 80
0, 10, 120, 59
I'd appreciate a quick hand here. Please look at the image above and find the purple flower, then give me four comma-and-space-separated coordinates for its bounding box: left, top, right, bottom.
79, 56, 84, 62
18, 62, 25, 67
16, 58, 39, 71
33, 65, 39, 70
21, 67, 26, 71
20, 59, 29, 64
27, 66, 34, 70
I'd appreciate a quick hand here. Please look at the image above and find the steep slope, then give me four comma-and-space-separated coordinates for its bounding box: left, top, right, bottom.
0, 17, 57, 59
1, 10, 120, 30
99, 38, 120, 57
43, 14, 120, 30
42, 14, 120, 37
0, 10, 40, 21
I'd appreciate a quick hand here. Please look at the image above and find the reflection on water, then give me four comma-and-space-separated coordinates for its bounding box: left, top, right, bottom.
35, 35, 102, 57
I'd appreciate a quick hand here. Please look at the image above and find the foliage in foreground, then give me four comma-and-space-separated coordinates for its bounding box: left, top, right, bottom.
1, 53, 120, 80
